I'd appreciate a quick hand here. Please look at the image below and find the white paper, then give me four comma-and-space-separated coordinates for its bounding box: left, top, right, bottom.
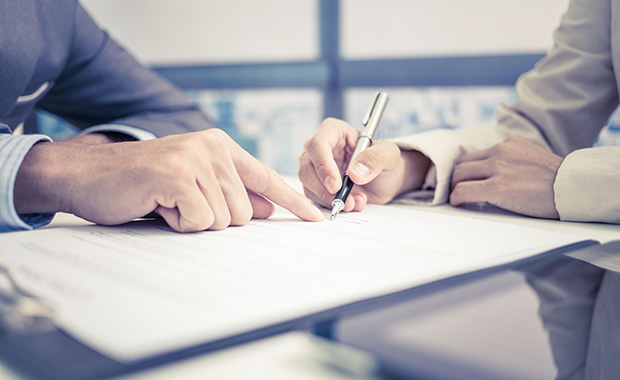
0, 205, 587, 361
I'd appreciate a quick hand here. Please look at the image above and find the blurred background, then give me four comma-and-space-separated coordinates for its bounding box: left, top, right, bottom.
38, 0, 620, 175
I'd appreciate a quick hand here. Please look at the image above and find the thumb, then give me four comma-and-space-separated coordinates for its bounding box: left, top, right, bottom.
347, 141, 401, 185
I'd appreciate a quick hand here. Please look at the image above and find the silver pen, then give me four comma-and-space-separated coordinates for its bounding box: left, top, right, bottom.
330, 91, 389, 220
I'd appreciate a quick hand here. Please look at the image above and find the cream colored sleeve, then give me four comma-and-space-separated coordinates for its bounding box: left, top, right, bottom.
497, 0, 620, 223
390, 127, 510, 205
554, 147, 620, 223
389, 0, 620, 225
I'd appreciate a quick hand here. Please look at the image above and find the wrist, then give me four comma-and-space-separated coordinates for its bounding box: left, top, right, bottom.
14, 141, 73, 214
397, 149, 431, 195
64, 132, 134, 145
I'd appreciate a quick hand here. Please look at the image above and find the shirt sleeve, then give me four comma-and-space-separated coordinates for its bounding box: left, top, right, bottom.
80, 124, 156, 141
0, 132, 54, 232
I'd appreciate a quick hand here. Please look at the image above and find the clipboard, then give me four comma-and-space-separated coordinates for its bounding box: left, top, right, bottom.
0, 240, 597, 380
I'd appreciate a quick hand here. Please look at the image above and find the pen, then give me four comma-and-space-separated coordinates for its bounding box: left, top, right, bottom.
330, 91, 389, 220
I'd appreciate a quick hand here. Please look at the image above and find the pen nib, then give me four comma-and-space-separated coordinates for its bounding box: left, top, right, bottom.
330, 199, 344, 221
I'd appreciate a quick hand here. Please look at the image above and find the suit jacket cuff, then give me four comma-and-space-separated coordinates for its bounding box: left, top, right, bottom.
554, 146, 620, 224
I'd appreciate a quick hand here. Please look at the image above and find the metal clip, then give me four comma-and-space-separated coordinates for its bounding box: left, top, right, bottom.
0, 265, 55, 334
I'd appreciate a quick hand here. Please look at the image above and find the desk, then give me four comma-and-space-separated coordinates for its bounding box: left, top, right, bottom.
1, 204, 618, 379
337, 203, 620, 379
338, 265, 555, 379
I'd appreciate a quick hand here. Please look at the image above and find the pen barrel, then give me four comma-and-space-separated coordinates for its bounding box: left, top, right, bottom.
360, 92, 388, 136
349, 92, 388, 164
334, 174, 355, 203
349, 136, 372, 164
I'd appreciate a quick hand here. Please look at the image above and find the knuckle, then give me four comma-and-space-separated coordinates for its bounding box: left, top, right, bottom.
210, 214, 232, 231
319, 117, 339, 128
506, 134, 524, 143
231, 205, 253, 226
200, 128, 231, 148
360, 148, 382, 166
485, 177, 504, 195
452, 163, 463, 178
450, 184, 464, 202
267, 167, 281, 187
313, 158, 332, 177
304, 138, 321, 154
489, 143, 505, 155
255, 167, 279, 195
488, 159, 503, 173
491, 140, 515, 156
204, 128, 228, 140
160, 154, 193, 181
182, 215, 214, 233
297, 161, 312, 182
320, 117, 351, 131
385, 141, 401, 157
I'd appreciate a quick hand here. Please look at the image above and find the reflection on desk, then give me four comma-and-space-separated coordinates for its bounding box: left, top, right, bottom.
0, 332, 385, 380
113, 332, 384, 380
337, 204, 620, 380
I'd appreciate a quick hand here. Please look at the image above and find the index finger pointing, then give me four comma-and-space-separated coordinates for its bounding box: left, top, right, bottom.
235, 149, 325, 222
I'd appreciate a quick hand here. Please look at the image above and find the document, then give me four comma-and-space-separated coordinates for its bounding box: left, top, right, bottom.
0, 205, 590, 362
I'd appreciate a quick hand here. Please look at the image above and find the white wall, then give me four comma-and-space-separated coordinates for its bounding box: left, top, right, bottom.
341, 0, 571, 59
81, 0, 319, 66
82, 0, 570, 65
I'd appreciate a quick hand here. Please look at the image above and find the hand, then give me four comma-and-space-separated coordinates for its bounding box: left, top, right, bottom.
298, 118, 431, 212
14, 129, 324, 232
450, 135, 563, 219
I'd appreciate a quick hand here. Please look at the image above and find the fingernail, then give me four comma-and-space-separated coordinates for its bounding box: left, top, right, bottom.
350, 162, 370, 179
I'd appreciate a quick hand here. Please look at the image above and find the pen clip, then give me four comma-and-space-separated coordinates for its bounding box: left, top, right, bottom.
361, 92, 381, 126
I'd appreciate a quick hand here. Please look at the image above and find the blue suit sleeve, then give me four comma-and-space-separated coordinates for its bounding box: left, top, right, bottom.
37, 3, 213, 137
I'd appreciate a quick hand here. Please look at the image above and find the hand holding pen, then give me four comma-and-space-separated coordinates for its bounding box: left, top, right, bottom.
298, 92, 432, 216
330, 92, 389, 219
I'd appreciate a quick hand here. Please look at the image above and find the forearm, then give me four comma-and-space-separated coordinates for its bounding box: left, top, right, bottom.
396, 149, 431, 196
14, 132, 125, 216
13, 141, 67, 215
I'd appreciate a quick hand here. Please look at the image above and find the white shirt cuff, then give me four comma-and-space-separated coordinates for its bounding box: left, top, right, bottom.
0, 133, 55, 231
80, 124, 156, 141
